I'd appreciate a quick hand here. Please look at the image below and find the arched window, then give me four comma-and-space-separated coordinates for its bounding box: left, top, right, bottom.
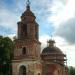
19, 66, 26, 75
38, 73, 40, 75
22, 47, 26, 55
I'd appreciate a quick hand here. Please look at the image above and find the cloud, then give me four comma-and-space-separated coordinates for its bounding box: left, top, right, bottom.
0, 26, 15, 35
55, 17, 75, 45
8, 33, 16, 40
47, 0, 75, 45
39, 34, 50, 50
0, 0, 53, 37
0, 0, 21, 36
56, 0, 68, 5
47, 0, 65, 27
48, 0, 75, 28
35, 0, 75, 67
0, 9, 18, 27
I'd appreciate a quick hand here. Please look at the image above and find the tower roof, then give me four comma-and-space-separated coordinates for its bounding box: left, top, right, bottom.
21, 0, 36, 18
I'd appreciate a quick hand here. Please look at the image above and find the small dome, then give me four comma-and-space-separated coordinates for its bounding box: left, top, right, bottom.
42, 46, 63, 54
41, 40, 66, 65
42, 39, 63, 55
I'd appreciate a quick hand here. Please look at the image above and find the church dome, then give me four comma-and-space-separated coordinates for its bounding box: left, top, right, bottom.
42, 46, 63, 54
41, 39, 66, 65
42, 40, 63, 55
42, 39, 63, 55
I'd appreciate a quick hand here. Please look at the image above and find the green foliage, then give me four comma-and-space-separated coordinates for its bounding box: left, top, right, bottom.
69, 66, 75, 75
0, 36, 14, 75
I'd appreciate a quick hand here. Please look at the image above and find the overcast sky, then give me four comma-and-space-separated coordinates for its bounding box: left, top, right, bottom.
0, 0, 75, 67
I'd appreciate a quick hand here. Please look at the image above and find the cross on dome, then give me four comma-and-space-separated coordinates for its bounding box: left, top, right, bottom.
26, 0, 30, 7
26, 0, 30, 10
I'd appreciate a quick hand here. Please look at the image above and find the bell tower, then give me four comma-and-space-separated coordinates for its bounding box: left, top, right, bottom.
12, 0, 42, 75
18, 0, 38, 40
14, 0, 40, 59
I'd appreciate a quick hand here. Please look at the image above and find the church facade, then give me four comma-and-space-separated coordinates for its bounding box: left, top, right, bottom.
12, 0, 68, 75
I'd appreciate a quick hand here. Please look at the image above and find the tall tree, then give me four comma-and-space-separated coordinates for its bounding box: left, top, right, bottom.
0, 36, 14, 75
69, 66, 75, 75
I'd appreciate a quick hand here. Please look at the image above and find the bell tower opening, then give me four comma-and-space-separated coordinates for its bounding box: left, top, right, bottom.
22, 24, 27, 37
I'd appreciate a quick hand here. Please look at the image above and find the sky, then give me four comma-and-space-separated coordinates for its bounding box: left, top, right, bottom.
0, 0, 75, 67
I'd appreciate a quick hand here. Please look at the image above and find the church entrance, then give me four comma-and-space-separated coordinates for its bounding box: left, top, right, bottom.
19, 65, 26, 75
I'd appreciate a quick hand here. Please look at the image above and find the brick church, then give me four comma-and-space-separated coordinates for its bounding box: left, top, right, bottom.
12, 0, 68, 75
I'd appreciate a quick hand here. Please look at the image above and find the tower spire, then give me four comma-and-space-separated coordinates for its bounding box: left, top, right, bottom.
26, 0, 30, 10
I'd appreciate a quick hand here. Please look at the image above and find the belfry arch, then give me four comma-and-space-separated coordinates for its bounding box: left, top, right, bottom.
19, 65, 26, 75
